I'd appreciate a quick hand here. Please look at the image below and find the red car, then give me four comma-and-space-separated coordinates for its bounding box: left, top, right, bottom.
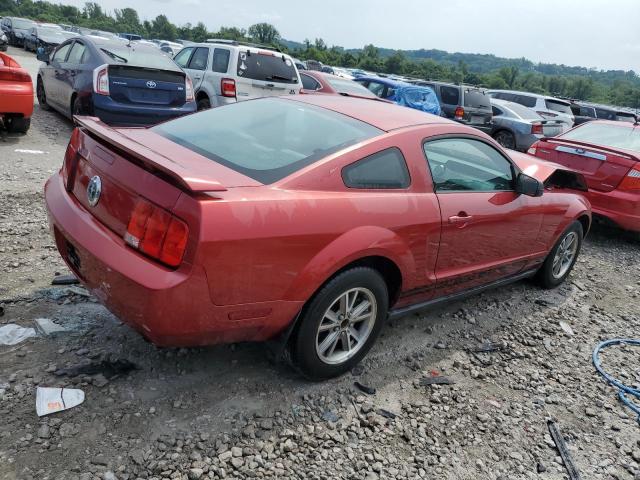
300, 70, 390, 102
45, 95, 590, 379
528, 120, 640, 232
0, 52, 33, 133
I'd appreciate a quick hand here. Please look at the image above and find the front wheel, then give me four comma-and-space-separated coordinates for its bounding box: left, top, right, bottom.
291, 267, 389, 380
197, 97, 211, 111
6, 116, 31, 134
493, 130, 516, 150
36, 77, 50, 110
536, 221, 583, 288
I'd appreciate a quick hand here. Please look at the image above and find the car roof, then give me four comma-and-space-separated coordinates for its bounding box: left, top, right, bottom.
282, 94, 450, 131
355, 75, 411, 87
490, 89, 570, 104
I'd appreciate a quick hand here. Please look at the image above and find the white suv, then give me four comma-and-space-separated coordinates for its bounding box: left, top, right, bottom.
174, 39, 302, 110
487, 90, 575, 130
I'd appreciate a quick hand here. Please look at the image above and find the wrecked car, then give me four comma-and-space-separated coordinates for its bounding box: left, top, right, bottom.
45, 95, 590, 379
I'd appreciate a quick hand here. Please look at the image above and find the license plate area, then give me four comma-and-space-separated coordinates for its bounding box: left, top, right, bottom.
471, 115, 486, 124
66, 240, 82, 273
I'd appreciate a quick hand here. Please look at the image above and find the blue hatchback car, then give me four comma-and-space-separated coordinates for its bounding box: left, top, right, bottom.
36, 36, 196, 126
354, 76, 441, 116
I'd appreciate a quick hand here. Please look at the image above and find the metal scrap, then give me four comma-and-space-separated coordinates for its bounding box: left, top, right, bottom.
547, 420, 582, 480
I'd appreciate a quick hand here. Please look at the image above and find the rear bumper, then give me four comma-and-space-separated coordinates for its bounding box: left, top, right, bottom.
44, 172, 302, 346
0, 90, 33, 117
92, 94, 197, 126
587, 188, 640, 232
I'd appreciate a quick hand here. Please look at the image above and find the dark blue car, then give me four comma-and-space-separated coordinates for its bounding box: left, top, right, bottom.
36, 36, 196, 126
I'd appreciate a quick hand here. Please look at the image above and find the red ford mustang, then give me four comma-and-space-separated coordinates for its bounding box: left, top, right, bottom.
45, 96, 590, 379
528, 120, 640, 233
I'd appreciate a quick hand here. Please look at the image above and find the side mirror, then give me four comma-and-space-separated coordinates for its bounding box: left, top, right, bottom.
515, 173, 544, 197
36, 48, 49, 63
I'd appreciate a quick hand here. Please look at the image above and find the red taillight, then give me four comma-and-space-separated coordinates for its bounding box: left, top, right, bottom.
531, 123, 543, 135
93, 64, 109, 95
0, 70, 32, 82
619, 165, 640, 192
185, 75, 195, 102
125, 198, 189, 268
454, 106, 464, 120
221, 78, 236, 98
62, 128, 81, 190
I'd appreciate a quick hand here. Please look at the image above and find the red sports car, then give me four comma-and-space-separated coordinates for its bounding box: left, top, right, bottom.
300, 70, 390, 102
45, 95, 590, 379
0, 51, 33, 133
528, 120, 640, 232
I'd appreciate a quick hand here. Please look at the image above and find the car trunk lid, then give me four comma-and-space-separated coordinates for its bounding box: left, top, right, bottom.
532, 138, 638, 192
65, 116, 261, 238
108, 65, 187, 107
462, 88, 492, 126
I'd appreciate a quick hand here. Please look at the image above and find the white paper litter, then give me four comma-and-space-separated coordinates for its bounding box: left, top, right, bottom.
559, 321, 574, 336
14, 149, 48, 154
36, 387, 85, 416
34, 318, 67, 336
0, 324, 37, 345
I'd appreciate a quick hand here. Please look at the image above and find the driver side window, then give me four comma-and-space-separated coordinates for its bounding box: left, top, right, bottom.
52, 43, 72, 63
423, 137, 514, 192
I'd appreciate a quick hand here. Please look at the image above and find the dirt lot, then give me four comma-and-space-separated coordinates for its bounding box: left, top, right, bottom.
1, 46, 640, 480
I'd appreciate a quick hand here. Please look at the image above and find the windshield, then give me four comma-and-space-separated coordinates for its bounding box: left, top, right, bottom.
37, 27, 63, 36
237, 51, 299, 84
13, 19, 35, 29
153, 98, 382, 184
561, 122, 640, 153
545, 99, 572, 115
326, 77, 376, 97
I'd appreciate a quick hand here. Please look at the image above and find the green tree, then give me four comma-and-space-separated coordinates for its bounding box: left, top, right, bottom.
248, 22, 279, 45
498, 66, 519, 88
149, 14, 177, 40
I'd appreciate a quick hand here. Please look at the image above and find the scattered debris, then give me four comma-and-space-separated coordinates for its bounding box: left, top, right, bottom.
53, 359, 138, 379
377, 408, 398, 419
0, 324, 36, 345
559, 321, 575, 336
354, 381, 376, 395
14, 148, 48, 154
34, 318, 67, 336
36, 387, 85, 416
470, 342, 504, 353
351, 364, 364, 376
419, 376, 456, 386
321, 410, 339, 422
547, 420, 582, 480
51, 274, 79, 286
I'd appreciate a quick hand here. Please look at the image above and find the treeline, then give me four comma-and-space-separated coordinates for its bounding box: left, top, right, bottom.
1, 0, 638, 109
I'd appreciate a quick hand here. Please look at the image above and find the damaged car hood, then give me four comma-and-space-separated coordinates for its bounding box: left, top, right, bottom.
510, 150, 588, 191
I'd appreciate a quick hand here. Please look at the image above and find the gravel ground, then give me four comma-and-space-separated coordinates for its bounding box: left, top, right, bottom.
1, 46, 640, 480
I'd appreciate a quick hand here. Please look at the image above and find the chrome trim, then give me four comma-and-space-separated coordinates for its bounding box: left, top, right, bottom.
555, 145, 606, 161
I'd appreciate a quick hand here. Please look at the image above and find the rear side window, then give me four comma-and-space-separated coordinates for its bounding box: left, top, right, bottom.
514, 95, 536, 108
343, 148, 411, 189
301, 73, 321, 90
66, 42, 86, 64
188, 47, 208, 70
440, 86, 460, 105
545, 99, 572, 114
212, 48, 230, 73
237, 51, 298, 84
424, 138, 514, 192
595, 108, 617, 120
154, 98, 382, 184
366, 81, 385, 97
174, 47, 193, 68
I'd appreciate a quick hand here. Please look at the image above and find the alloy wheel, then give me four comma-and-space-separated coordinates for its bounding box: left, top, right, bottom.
552, 231, 578, 279
315, 287, 377, 365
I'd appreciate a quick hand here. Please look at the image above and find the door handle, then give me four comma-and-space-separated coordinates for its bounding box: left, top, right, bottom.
448, 213, 473, 224
194, 75, 202, 80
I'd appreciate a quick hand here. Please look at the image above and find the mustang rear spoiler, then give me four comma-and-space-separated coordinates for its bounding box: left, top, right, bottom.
74, 116, 228, 193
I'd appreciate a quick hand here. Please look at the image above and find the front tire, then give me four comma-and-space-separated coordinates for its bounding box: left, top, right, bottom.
536, 221, 583, 288
36, 77, 50, 110
6, 116, 31, 134
291, 267, 389, 380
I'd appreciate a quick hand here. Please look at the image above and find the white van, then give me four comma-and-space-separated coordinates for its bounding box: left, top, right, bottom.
174, 39, 302, 110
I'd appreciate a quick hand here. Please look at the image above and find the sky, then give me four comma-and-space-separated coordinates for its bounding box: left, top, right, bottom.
60, 0, 640, 72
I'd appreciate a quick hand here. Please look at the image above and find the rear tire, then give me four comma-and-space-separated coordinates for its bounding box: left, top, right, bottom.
72, 96, 84, 116
36, 77, 50, 111
493, 130, 516, 150
197, 96, 211, 111
536, 221, 583, 289
291, 267, 389, 380
6, 116, 31, 134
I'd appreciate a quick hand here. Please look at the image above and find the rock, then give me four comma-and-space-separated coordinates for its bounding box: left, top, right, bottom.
103, 472, 116, 480
37, 424, 51, 439
188, 468, 204, 480
476, 413, 490, 423
230, 457, 244, 469
259, 418, 273, 430
59, 423, 79, 437
537, 462, 547, 473
585, 407, 598, 417
231, 446, 242, 457
218, 451, 232, 462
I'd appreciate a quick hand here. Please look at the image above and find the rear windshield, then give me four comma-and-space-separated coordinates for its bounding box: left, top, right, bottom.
153, 98, 382, 184
98, 44, 179, 70
545, 99, 572, 115
237, 51, 298, 84
13, 19, 35, 29
326, 77, 376, 98
561, 122, 640, 153
504, 102, 541, 120
464, 89, 491, 109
